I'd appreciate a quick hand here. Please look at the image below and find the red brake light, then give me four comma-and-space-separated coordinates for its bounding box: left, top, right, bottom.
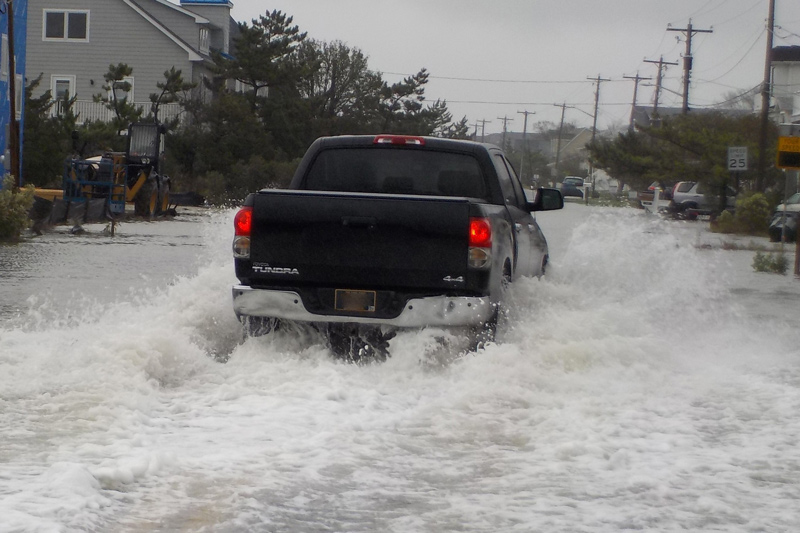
469, 217, 492, 248
373, 135, 426, 146
234, 207, 252, 236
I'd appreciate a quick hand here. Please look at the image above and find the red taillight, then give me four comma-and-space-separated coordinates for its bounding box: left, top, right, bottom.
469, 217, 492, 248
373, 135, 426, 146
234, 207, 252, 236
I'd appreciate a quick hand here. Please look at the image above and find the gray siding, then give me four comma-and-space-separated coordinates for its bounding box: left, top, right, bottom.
26, 0, 215, 108
180, 2, 231, 53
136, 0, 205, 52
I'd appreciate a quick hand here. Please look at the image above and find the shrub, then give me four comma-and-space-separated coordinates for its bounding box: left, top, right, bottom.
713, 210, 737, 234
0, 176, 35, 242
735, 193, 771, 234
752, 251, 788, 275
711, 193, 770, 236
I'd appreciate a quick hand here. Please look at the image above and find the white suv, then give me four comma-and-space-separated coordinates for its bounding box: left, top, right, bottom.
670, 181, 736, 219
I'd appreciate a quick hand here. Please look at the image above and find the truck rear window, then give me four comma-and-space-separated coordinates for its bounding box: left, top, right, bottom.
303, 148, 488, 200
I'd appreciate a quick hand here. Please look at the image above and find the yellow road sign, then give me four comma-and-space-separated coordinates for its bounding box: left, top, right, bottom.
777, 136, 800, 169
778, 137, 800, 152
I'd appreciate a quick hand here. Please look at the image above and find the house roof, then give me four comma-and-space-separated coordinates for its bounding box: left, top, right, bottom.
153, 0, 210, 24
124, 0, 204, 62
772, 46, 800, 63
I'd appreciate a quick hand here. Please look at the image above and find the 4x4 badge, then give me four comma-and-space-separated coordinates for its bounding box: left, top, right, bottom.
443, 276, 464, 283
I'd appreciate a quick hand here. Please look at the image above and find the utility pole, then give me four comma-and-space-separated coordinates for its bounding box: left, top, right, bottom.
477, 119, 491, 143
623, 72, 651, 132
757, 0, 776, 192
469, 122, 479, 141
553, 103, 570, 185
497, 115, 513, 151
517, 110, 534, 182
587, 75, 609, 194
668, 20, 713, 114
644, 56, 678, 121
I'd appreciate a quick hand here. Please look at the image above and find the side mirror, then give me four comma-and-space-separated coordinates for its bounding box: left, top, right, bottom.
527, 188, 564, 212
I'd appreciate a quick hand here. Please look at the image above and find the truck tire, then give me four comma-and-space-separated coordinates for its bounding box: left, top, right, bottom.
327, 324, 391, 363
470, 264, 511, 351
134, 179, 158, 217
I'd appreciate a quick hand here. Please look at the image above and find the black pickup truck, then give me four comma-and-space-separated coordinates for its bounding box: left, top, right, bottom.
232, 134, 563, 360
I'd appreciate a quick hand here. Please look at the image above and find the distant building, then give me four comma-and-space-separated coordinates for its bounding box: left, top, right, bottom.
25, 0, 236, 124
482, 131, 553, 156
631, 105, 752, 129
0, 0, 27, 185
772, 46, 800, 124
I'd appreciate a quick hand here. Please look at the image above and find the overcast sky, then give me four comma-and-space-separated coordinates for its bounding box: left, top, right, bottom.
228, 1, 800, 135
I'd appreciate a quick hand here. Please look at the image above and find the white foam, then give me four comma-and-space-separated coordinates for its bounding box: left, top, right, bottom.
2, 206, 800, 531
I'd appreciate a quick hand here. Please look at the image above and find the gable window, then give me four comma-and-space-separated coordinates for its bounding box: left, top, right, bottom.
44, 10, 89, 41
199, 27, 210, 54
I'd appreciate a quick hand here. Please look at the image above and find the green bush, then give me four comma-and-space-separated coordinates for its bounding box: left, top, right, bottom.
735, 193, 771, 233
712, 193, 770, 236
752, 251, 788, 274
713, 210, 737, 234
0, 176, 35, 242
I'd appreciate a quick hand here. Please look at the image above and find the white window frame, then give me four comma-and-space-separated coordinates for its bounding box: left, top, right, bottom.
51, 75, 76, 100
108, 77, 134, 103
199, 27, 210, 54
50, 75, 76, 117
43, 10, 90, 42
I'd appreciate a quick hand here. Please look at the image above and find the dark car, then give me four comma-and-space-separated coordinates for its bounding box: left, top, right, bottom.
559, 177, 584, 198
768, 192, 800, 242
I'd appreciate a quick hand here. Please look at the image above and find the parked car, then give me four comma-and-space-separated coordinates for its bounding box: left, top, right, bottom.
669, 181, 736, 219
768, 192, 800, 242
558, 176, 585, 198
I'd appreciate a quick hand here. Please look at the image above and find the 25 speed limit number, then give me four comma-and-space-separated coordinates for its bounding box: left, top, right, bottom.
727, 146, 748, 172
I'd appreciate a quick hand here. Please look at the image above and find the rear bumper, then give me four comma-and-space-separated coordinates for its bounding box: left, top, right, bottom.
232, 285, 494, 328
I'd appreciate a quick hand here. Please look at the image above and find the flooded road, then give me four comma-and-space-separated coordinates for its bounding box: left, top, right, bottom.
1, 204, 800, 532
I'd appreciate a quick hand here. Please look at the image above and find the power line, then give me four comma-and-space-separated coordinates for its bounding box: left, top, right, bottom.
379, 71, 608, 85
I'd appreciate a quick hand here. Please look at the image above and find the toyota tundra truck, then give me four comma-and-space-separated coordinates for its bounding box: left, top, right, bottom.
232, 134, 563, 360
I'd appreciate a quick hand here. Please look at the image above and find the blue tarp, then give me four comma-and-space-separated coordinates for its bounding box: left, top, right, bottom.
0, 0, 27, 187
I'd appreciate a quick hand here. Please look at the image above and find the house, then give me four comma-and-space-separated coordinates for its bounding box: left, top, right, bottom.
1, 0, 27, 185
772, 46, 800, 124
25, 0, 236, 123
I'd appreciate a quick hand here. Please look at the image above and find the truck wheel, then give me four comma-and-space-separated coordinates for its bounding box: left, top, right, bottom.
470, 265, 511, 351
134, 180, 158, 217
327, 324, 391, 363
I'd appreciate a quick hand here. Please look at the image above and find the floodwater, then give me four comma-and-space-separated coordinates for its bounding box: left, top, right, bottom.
1, 203, 800, 532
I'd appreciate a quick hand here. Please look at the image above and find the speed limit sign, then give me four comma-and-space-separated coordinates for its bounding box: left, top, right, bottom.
728, 146, 748, 171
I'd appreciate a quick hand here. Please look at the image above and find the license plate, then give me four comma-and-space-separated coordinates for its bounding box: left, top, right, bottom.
335, 289, 376, 313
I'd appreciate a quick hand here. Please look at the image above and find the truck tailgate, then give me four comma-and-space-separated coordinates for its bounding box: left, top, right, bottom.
250, 191, 470, 290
